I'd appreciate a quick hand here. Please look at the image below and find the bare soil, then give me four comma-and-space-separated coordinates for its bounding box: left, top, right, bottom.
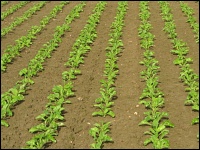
1, 1, 199, 149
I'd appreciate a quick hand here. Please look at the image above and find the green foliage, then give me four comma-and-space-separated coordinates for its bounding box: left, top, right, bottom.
90, 2, 127, 148
1, 1, 30, 21
1, 1, 68, 72
1, 1, 47, 37
1, 2, 82, 129
159, 1, 199, 140
89, 122, 113, 149
180, 2, 199, 43
138, 2, 174, 148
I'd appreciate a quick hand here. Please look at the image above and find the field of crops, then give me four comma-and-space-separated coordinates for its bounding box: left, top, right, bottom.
1, 1, 199, 149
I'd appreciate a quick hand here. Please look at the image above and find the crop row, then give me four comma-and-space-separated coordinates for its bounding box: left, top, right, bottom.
1, 1, 47, 37
180, 1, 199, 43
138, 2, 174, 149
1, 1, 69, 72
23, 2, 86, 148
23, 1, 110, 148
159, 1, 199, 140
1, 1, 8, 7
1, 1, 70, 127
1, 1, 199, 149
89, 2, 128, 149
1, 1, 30, 20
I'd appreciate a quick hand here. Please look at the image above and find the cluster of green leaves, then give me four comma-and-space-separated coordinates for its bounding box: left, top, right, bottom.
159, 1, 199, 140
90, 2, 127, 149
1, 1, 8, 7
1, 1, 30, 20
1, 1, 69, 72
138, 2, 174, 149
1, 2, 84, 128
1, 1, 47, 37
89, 122, 112, 149
180, 2, 199, 43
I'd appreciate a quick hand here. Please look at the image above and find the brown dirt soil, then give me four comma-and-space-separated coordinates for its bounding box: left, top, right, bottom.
1, 1, 199, 149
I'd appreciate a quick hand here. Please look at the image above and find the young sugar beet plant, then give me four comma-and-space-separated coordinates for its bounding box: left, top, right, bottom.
1, 1, 47, 37
23, 2, 107, 148
89, 2, 128, 149
159, 1, 199, 140
179, 1, 199, 43
1, 2, 84, 128
138, 2, 174, 149
1, 1, 69, 72
1, 1, 30, 20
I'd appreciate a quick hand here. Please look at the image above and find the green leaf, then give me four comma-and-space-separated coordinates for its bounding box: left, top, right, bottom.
29, 123, 47, 133
36, 113, 46, 121
89, 127, 99, 137
1, 120, 9, 127
192, 104, 199, 111
159, 129, 169, 139
139, 100, 151, 108
105, 101, 114, 108
149, 127, 156, 135
154, 139, 169, 149
92, 111, 104, 117
161, 120, 174, 128
103, 134, 112, 142
95, 97, 103, 103
47, 133, 56, 143
94, 103, 104, 109
55, 121, 65, 127
90, 143, 98, 149
107, 110, 115, 118
138, 120, 152, 126
144, 131, 152, 135
144, 137, 152, 146
192, 116, 199, 125
157, 124, 165, 133
19, 68, 28, 76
